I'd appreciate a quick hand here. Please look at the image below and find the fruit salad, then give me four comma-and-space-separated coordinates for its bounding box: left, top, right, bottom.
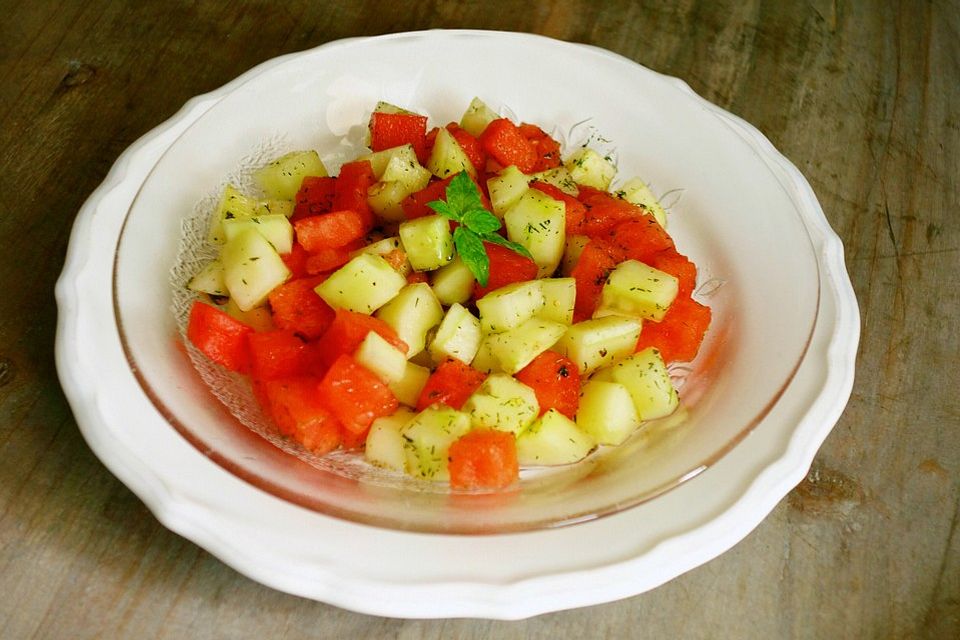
183, 98, 712, 490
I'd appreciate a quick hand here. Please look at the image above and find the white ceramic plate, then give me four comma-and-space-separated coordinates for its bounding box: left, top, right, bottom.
56, 31, 858, 618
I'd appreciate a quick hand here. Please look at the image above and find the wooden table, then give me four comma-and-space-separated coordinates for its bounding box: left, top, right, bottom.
2, 1, 957, 637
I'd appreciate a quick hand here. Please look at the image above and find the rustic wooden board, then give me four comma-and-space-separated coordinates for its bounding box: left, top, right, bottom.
1, 1, 957, 637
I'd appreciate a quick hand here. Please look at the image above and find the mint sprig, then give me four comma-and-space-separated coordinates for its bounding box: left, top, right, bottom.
426, 172, 532, 287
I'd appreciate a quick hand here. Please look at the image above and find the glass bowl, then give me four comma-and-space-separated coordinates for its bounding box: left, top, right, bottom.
113, 31, 819, 533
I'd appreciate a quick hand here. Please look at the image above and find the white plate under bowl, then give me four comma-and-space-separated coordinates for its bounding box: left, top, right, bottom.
56, 31, 858, 618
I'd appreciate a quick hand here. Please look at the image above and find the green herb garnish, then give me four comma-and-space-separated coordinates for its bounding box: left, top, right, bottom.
426, 172, 532, 287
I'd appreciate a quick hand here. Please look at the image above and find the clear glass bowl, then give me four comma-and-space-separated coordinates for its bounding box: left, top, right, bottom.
113, 32, 819, 533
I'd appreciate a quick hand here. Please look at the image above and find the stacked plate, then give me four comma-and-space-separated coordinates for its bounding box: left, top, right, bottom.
55, 31, 858, 619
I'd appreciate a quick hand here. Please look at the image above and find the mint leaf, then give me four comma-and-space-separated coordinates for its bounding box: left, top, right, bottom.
426, 199, 458, 221
481, 232, 534, 260
445, 171, 485, 214
453, 226, 489, 286
462, 209, 501, 234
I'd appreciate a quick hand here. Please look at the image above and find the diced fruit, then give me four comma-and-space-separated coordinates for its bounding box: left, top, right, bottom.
398, 214, 455, 271
367, 181, 414, 222
446, 123, 486, 174
221, 228, 291, 311
334, 160, 376, 230
471, 242, 539, 299
570, 238, 621, 321
382, 153, 432, 192
463, 374, 539, 435
487, 166, 532, 217
223, 298, 274, 332
530, 166, 579, 195
616, 177, 667, 228
293, 176, 336, 219
427, 127, 475, 178
401, 176, 452, 220
504, 188, 566, 277
634, 295, 712, 363
257, 150, 328, 201
429, 303, 482, 364
530, 181, 586, 232
305, 246, 354, 274
359, 144, 418, 179
606, 217, 674, 263
596, 259, 679, 322
374, 283, 444, 357
312, 308, 408, 370
430, 256, 475, 305
459, 97, 500, 137
401, 405, 472, 481
223, 213, 294, 254
255, 376, 341, 454
256, 199, 294, 218
294, 210, 366, 252
314, 253, 407, 314
207, 185, 258, 245
485, 318, 567, 374
519, 123, 563, 172
648, 248, 698, 298
554, 315, 643, 375
186, 301, 253, 372
267, 276, 334, 339
354, 331, 408, 383
448, 430, 519, 490
476, 279, 544, 334
369, 112, 428, 158
416, 358, 486, 411
576, 380, 641, 445
365, 409, 416, 472
514, 350, 581, 419
561, 235, 590, 276
565, 148, 616, 190
537, 277, 576, 325
470, 335, 504, 374
515, 409, 595, 465
576, 186, 649, 237
388, 360, 432, 407
187, 259, 227, 296
247, 330, 309, 380
317, 355, 399, 437
281, 242, 310, 278
480, 118, 537, 173
600, 348, 679, 420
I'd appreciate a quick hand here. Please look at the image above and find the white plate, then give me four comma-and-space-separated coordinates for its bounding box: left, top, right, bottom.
55, 31, 858, 619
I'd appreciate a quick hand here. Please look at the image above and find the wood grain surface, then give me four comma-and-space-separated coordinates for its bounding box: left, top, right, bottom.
2, 1, 958, 637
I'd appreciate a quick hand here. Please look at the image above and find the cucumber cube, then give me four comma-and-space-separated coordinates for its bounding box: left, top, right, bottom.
429, 303, 482, 364
254, 199, 294, 218
561, 235, 590, 276
314, 253, 406, 314
207, 185, 258, 245
476, 280, 544, 334
530, 166, 579, 195
555, 315, 643, 374
463, 374, 539, 435
365, 409, 415, 472
399, 215, 455, 272
516, 409, 595, 466
187, 259, 228, 297
616, 177, 668, 228
485, 318, 567, 374
367, 181, 413, 222
256, 150, 327, 200
601, 348, 679, 420
576, 380, 642, 445
564, 147, 616, 190
487, 166, 531, 218
375, 283, 444, 357
358, 143, 419, 179
354, 331, 408, 383
430, 256, 476, 305
352, 236, 412, 276
427, 127, 474, 178
220, 228, 291, 311
470, 335, 505, 374
459, 96, 500, 137
382, 153, 432, 192
222, 213, 294, 255
388, 361, 431, 407
596, 259, 679, 322
537, 277, 576, 325
504, 189, 566, 277
401, 406, 472, 481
